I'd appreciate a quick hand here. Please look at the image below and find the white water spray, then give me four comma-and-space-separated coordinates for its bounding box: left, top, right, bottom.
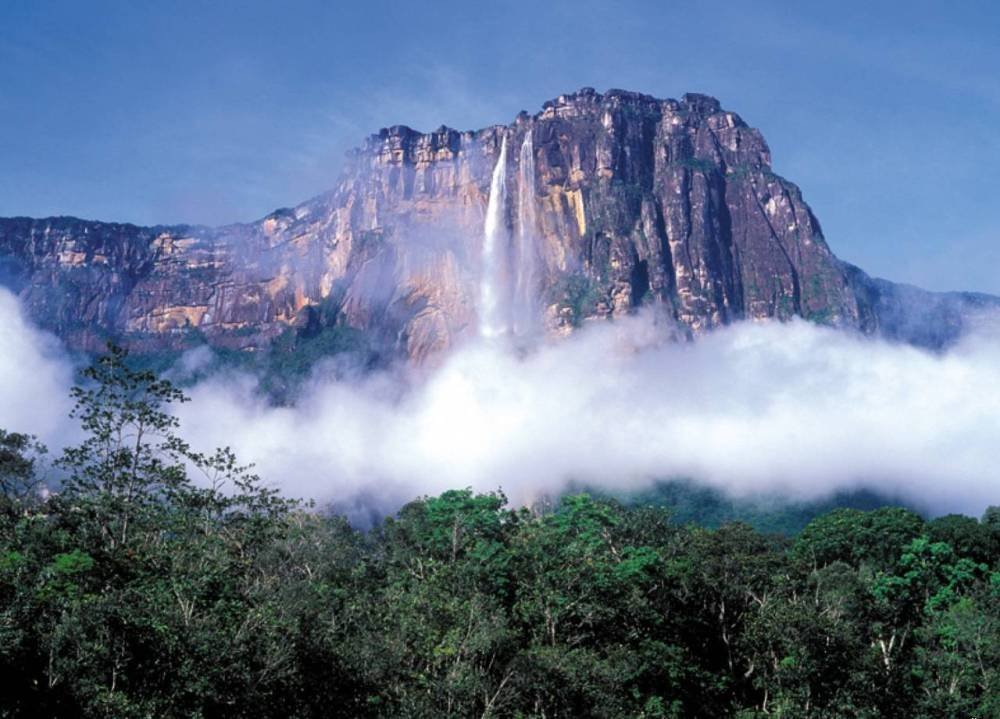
513, 129, 540, 336
480, 134, 510, 338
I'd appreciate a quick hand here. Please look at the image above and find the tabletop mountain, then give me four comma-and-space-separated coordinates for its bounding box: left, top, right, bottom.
1, 88, 993, 360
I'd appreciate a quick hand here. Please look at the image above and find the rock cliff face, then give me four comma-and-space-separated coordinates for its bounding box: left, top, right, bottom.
0, 88, 992, 359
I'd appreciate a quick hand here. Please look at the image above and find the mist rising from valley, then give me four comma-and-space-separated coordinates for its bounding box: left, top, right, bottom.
2, 285, 998, 520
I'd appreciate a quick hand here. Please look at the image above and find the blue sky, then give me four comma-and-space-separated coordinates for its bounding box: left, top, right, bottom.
1, 0, 998, 292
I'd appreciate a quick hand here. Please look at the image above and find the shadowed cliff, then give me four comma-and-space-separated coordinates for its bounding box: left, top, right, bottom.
1, 88, 994, 359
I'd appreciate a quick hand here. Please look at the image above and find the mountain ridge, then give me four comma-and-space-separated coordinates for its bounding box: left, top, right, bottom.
1, 87, 995, 359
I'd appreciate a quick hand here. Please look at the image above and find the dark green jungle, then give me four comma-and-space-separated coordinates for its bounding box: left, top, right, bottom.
1, 348, 997, 718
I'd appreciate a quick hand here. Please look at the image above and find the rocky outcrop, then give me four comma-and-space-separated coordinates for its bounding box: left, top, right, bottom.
0, 88, 993, 359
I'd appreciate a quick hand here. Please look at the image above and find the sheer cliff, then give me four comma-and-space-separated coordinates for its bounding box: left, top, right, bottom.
0, 88, 991, 359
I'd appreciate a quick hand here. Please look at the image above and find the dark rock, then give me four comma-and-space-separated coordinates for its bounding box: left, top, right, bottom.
0, 88, 994, 360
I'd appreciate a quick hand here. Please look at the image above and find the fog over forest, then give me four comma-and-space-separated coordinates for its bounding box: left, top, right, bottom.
3, 287, 998, 518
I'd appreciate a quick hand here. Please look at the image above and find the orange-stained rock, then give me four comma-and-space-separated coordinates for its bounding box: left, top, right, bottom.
0, 88, 993, 359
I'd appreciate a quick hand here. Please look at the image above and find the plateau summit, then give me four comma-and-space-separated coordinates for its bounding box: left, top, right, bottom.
0, 88, 993, 360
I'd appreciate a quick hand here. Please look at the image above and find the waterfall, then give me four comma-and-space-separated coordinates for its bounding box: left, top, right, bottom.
513, 128, 539, 336
480, 134, 510, 338
479, 128, 541, 340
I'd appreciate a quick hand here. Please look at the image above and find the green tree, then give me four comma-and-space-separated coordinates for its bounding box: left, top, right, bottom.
0, 430, 47, 519
927, 513, 998, 566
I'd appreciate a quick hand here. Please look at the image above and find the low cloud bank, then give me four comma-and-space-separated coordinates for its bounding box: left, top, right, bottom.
179, 312, 1000, 517
2, 286, 998, 517
0, 289, 76, 445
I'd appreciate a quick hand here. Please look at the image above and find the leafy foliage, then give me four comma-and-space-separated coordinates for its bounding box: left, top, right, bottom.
0, 429, 47, 514
595, 480, 903, 536
551, 274, 606, 326
1, 348, 998, 717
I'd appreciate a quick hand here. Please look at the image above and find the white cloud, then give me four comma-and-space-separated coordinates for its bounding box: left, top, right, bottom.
177, 312, 1000, 518
2, 284, 998, 518
0, 288, 75, 444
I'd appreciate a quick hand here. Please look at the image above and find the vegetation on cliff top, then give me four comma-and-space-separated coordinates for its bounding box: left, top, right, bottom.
1, 349, 998, 718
